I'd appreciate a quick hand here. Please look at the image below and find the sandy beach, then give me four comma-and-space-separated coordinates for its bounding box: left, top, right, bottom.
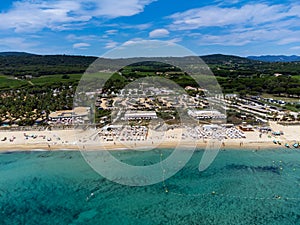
0, 123, 299, 152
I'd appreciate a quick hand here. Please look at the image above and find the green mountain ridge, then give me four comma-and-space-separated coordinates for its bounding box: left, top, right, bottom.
0, 52, 299, 77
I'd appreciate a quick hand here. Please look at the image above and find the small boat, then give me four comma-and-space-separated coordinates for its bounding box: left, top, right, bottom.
293, 143, 299, 148
277, 141, 281, 145
273, 140, 277, 144
285, 143, 290, 148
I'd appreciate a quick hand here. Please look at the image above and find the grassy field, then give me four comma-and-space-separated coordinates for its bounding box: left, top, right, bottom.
0, 74, 84, 90
0, 72, 129, 91
30, 74, 82, 85
0, 75, 28, 89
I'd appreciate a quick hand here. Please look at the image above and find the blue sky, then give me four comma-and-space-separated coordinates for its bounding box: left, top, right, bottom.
0, 0, 299, 56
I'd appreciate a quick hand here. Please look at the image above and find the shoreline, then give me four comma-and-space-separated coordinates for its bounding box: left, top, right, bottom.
0, 122, 299, 153
0, 140, 287, 152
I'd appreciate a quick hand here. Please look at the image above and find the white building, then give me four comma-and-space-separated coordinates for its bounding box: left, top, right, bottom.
123, 111, 158, 120
225, 94, 238, 99
48, 107, 90, 124
188, 110, 226, 120
203, 124, 220, 130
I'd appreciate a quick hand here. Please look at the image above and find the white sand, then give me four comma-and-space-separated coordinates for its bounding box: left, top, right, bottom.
0, 123, 299, 152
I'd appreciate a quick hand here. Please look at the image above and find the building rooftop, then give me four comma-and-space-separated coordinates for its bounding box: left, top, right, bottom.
49, 107, 90, 119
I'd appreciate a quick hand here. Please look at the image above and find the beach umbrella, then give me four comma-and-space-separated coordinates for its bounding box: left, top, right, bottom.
285, 143, 290, 148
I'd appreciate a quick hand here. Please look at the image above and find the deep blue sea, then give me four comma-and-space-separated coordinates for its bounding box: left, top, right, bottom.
1, 149, 300, 225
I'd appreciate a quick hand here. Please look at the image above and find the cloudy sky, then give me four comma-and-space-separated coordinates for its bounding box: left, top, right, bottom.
0, 0, 299, 56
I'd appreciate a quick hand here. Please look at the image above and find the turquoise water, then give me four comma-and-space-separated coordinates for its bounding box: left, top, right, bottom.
1, 149, 300, 225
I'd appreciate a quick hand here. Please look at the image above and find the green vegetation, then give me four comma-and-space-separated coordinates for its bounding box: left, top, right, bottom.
261, 94, 300, 103
0, 75, 28, 89
293, 75, 300, 81
118, 59, 300, 97
203, 54, 300, 77
0, 74, 83, 90
0, 84, 75, 126
0, 54, 299, 126
30, 74, 82, 85
0, 55, 96, 76
217, 75, 300, 97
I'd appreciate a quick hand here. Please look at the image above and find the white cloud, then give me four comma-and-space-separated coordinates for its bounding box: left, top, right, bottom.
124, 23, 152, 30
73, 42, 90, 49
0, 37, 38, 50
168, 3, 300, 30
277, 37, 300, 45
194, 28, 300, 46
101, 23, 152, 31
102, 30, 118, 38
123, 38, 144, 46
0, 0, 156, 33
0, 1, 87, 33
105, 30, 118, 35
167, 3, 300, 47
92, 0, 156, 18
149, 28, 170, 38
104, 41, 118, 49
122, 37, 181, 47
213, 0, 241, 5
290, 46, 300, 50
168, 37, 182, 43
67, 34, 99, 41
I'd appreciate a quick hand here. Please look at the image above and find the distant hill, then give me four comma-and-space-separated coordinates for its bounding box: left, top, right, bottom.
247, 55, 300, 62
201, 54, 254, 64
0, 54, 97, 76
0, 51, 38, 56
0, 52, 300, 77
0, 53, 257, 77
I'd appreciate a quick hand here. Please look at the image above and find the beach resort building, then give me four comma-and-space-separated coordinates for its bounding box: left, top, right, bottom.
123, 111, 158, 121
48, 107, 90, 125
239, 123, 254, 132
225, 94, 238, 99
188, 110, 226, 120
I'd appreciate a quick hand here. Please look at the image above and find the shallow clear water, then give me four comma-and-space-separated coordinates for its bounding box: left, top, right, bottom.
1, 149, 300, 225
